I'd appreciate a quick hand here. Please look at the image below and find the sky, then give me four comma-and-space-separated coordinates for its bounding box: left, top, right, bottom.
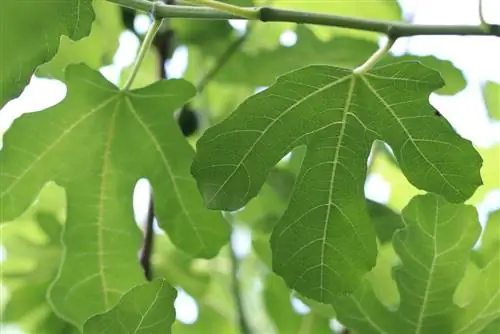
1, 0, 500, 331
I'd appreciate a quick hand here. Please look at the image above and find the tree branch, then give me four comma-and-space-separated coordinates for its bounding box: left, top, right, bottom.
229, 231, 252, 334
107, 0, 500, 37
197, 28, 251, 93
139, 188, 155, 281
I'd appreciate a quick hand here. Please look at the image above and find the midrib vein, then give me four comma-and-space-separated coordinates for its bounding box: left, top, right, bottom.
318, 76, 356, 300
96, 105, 120, 308
414, 199, 439, 333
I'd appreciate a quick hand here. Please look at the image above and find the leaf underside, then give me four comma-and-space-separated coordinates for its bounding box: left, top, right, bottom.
333, 194, 500, 334
0, 64, 229, 327
192, 62, 483, 302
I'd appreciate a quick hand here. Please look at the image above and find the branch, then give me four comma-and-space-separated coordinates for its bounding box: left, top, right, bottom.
197, 27, 251, 93
139, 189, 155, 281
185, 0, 259, 19
107, 0, 500, 38
229, 230, 252, 334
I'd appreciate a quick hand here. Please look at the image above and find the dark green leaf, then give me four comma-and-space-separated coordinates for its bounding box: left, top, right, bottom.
192, 63, 482, 302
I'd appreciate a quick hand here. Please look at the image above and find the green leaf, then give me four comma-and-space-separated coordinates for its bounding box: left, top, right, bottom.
481, 317, 500, 334
152, 235, 211, 299
468, 145, 500, 204
83, 279, 177, 334
172, 306, 237, 334
453, 257, 500, 333
333, 194, 481, 333
482, 81, 500, 120
367, 200, 403, 244
36, 1, 123, 80
264, 274, 332, 334
472, 210, 500, 267
0, 0, 94, 108
215, 27, 466, 96
379, 55, 467, 95
192, 63, 482, 302
0, 64, 229, 327
0, 184, 78, 334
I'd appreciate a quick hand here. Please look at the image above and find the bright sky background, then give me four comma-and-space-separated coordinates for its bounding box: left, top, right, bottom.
1, 0, 500, 332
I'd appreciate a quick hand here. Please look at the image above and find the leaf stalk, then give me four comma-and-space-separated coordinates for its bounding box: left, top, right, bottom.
353, 38, 396, 74
479, 0, 490, 32
122, 19, 163, 91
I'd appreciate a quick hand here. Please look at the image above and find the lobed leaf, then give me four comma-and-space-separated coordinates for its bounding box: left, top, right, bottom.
333, 194, 482, 333
192, 63, 482, 302
0, 64, 229, 327
37, 1, 123, 80
0, 0, 94, 108
83, 279, 177, 334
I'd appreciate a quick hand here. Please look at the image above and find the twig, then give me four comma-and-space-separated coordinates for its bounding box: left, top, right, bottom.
185, 0, 259, 19
139, 189, 155, 281
197, 28, 251, 93
230, 230, 252, 334
107, 0, 500, 38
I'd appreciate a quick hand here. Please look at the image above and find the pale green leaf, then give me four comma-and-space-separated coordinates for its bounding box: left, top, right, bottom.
473, 210, 500, 267
0, 0, 94, 108
333, 194, 481, 333
0, 185, 77, 333
214, 28, 466, 96
453, 257, 500, 333
264, 274, 332, 334
0, 64, 229, 327
172, 306, 237, 334
192, 63, 482, 302
83, 279, 177, 334
37, 0, 123, 80
483, 81, 500, 120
